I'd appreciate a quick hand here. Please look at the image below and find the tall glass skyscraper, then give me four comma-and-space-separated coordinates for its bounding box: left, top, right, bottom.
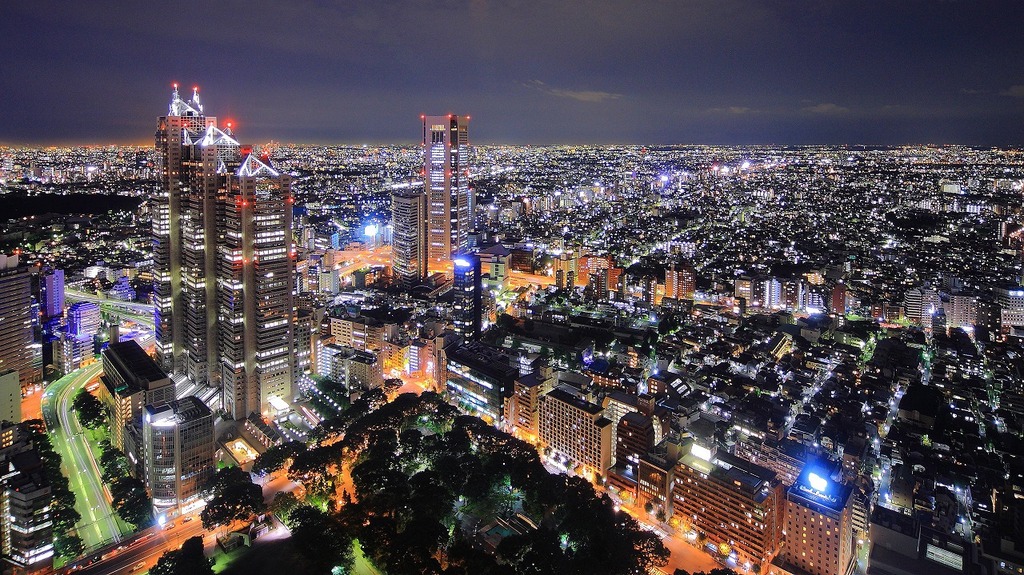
153, 85, 294, 419
422, 115, 471, 267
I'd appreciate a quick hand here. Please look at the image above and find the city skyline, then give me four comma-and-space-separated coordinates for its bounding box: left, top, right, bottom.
3, 1, 1024, 146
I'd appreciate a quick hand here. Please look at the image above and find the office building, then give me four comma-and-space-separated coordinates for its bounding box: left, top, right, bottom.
152, 85, 295, 419
391, 189, 427, 288
422, 115, 471, 265
98, 340, 175, 453
505, 370, 554, 443
452, 254, 482, 340
538, 386, 613, 480
0, 422, 54, 568
67, 302, 101, 339
445, 342, 517, 424
142, 396, 215, 515
772, 465, 855, 575
0, 371, 21, 424
318, 344, 384, 393
39, 268, 64, 320
329, 315, 385, 352
0, 258, 37, 391
995, 285, 1024, 331
673, 442, 784, 572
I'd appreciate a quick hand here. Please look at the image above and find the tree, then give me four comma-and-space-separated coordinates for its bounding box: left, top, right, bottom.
73, 389, 105, 428
110, 477, 151, 527
200, 467, 265, 530
151, 536, 213, 575
53, 533, 85, 559
290, 505, 354, 574
251, 441, 307, 476
268, 491, 301, 526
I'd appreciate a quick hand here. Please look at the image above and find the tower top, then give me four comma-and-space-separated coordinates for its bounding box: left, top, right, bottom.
169, 83, 204, 117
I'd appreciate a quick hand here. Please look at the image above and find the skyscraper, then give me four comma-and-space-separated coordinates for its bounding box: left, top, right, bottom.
422, 115, 471, 266
391, 189, 427, 288
0, 256, 36, 391
39, 268, 64, 321
218, 154, 295, 419
153, 85, 294, 419
452, 254, 482, 340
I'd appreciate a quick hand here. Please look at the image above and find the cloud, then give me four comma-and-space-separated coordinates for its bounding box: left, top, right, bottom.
803, 102, 850, 115
707, 106, 757, 115
999, 85, 1024, 98
959, 88, 987, 95
525, 80, 623, 103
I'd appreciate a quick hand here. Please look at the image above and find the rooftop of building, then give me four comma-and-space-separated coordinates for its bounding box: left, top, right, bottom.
104, 339, 169, 386
447, 342, 519, 381
545, 386, 605, 416
145, 395, 212, 425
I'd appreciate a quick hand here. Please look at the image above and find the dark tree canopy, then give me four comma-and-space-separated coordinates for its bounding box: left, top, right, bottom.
73, 389, 105, 428
151, 536, 213, 575
200, 467, 266, 530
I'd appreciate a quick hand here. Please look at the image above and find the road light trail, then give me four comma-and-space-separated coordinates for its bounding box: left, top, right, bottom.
42, 362, 125, 549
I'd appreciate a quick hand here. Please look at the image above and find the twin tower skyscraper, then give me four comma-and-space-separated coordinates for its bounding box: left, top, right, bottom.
153, 85, 294, 420
393, 115, 472, 288
154, 85, 470, 419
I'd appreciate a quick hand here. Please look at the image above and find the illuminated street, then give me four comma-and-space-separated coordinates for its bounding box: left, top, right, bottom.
41, 363, 126, 549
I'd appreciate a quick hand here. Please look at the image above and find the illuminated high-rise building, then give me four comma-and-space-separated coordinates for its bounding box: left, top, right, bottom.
773, 465, 855, 575
665, 261, 696, 300
39, 268, 64, 320
153, 85, 294, 419
422, 115, 471, 266
0, 258, 37, 391
452, 254, 482, 340
391, 189, 427, 288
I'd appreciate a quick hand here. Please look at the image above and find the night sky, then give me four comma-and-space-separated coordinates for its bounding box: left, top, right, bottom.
3, 1, 1024, 146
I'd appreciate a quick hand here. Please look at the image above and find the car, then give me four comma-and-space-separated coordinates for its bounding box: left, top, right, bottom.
165, 522, 175, 529
182, 516, 194, 523
131, 561, 146, 572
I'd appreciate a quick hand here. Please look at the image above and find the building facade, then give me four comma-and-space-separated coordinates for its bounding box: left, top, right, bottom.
422, 115, 471, 265
673, 444, 784, 572
538, 386, 613, 480
772, 465, 856, 575
142, 396, 215, 515
391, 189, 427, 288
0, 259, 37, 391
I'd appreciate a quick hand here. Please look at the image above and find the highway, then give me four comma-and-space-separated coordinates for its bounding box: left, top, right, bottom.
65, 288, 155, 330
41, 363, 126, 550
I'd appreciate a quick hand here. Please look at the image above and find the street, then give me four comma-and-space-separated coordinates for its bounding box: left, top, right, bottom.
41, 362, 126, 549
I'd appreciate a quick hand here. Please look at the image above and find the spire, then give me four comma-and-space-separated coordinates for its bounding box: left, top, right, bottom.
191, 86, 203, 114
168, 83, 182, 116
168, 82, 202, 117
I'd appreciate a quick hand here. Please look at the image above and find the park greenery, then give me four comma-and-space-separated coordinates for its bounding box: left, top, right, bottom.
251, 389, 669, 575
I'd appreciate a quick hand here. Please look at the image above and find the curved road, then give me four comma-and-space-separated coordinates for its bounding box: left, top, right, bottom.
42, 363, 126, 549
